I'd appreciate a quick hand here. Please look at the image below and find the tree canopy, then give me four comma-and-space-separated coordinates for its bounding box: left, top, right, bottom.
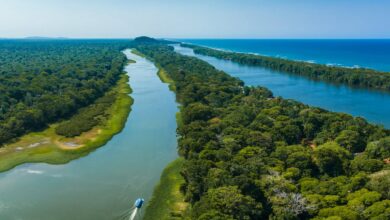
0, 40, 129, 144
135, 40, 390, 219
182, 43, 390, 92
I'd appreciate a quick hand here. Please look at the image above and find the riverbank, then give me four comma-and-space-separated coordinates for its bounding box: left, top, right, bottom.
0, 73, 133, 172
157, 68, 176, 91
141, 53, 186, 219
143, 158, 188, 220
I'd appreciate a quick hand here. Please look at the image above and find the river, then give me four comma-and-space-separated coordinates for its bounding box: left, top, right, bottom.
0, 50, 179, 220
174, 45, 390, 128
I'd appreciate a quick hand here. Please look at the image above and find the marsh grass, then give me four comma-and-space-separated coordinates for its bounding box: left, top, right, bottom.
157, 68, 176, 91
0, 74, 133, 172
143, 158, 188, 220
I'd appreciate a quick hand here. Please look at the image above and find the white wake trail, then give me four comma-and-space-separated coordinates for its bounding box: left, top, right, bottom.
129, 208, 138, 220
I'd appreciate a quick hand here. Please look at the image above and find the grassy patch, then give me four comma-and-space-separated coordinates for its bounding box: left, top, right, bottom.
131, 49, 146, 58
143, 158, 188, 220
157, 68, 176, 91
0, 73, 133, 172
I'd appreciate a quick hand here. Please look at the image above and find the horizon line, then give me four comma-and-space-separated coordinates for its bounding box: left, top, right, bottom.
1, 37, 390, 40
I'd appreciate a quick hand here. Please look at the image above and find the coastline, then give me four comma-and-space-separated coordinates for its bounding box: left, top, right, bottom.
181, 43, 390, 93
0, 70, 133, 173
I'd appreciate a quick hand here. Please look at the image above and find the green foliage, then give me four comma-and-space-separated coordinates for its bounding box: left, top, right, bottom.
363, 200, 390, 219
305, 194, 340, 216
0, 40, 129, 144
0, 74, 132, 173
198, 210, 234, 220
346, 188, 382, 212
183, 43, 390, 92
350, 154, 383, 173
316, 206, 359, 220
367, 170, 390, 199
272, 145, 315, 175
143, 158, 187, 220
55, 93, 116, 137
335, 130, 365, 153
366, 137, 390, 159
135, 39, 390, 220
182, 103, 215, 124
314, 142, 351, 176
192, 186, 263, 220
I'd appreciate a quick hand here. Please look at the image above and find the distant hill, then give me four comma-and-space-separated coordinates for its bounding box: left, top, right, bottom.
134, 36, 159, 43
134, 36, 176, 44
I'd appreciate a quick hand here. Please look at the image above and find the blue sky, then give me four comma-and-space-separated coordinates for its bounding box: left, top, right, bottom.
0, 0, 389, 38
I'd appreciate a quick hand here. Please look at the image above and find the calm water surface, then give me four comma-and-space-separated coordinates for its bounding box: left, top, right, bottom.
174, 45, 390, 128
0, 50, 179, 220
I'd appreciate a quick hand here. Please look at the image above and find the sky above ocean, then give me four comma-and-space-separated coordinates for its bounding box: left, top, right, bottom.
0, 0, 389, 38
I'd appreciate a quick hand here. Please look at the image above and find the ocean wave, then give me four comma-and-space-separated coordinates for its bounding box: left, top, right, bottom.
180, 43, 370, 70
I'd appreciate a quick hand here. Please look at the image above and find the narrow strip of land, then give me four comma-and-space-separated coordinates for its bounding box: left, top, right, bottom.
182, 43, 390, 92
0, 72, 133, 172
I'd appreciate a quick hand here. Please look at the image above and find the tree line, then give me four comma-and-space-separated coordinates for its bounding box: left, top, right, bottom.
182, 43, 390, 92
0, 40, 130, 144
135, 38, 390, 220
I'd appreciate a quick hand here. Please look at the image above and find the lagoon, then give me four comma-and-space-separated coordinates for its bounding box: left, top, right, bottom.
174, 44, 390, 128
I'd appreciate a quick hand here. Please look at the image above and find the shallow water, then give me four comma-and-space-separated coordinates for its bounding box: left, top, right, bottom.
0, 50, 179, 220
174, 45, 390, 128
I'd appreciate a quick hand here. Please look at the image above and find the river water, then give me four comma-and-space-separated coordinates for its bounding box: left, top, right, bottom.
0, 50, 179, 220
174, 45, 390, 128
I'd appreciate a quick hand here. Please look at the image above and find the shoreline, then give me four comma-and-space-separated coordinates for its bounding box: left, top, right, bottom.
143, 158, 188, 220
0, 69, 133, 173
181, 43, 390, 93
157, 68, 176, 91
141, 53, 188, 219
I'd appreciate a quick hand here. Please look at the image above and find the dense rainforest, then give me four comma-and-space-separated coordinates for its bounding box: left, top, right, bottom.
182, 43, 390, 92
0, 40, 129, 144
135, 38, 390, 220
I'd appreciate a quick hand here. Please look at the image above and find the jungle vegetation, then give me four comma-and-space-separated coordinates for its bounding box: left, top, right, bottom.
0, 39, 129, 145
135, 38, 390, 220
182, 43, 390, 92
0, 74, 133, 172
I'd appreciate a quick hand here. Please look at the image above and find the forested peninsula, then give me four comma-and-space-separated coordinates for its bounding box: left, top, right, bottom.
0, 40, 133, 171
182, 43, 390, 92
135, 38, 390, 220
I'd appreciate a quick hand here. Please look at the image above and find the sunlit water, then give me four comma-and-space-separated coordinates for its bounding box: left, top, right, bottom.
0, 50, 179, 220
174, 45, 390, 128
